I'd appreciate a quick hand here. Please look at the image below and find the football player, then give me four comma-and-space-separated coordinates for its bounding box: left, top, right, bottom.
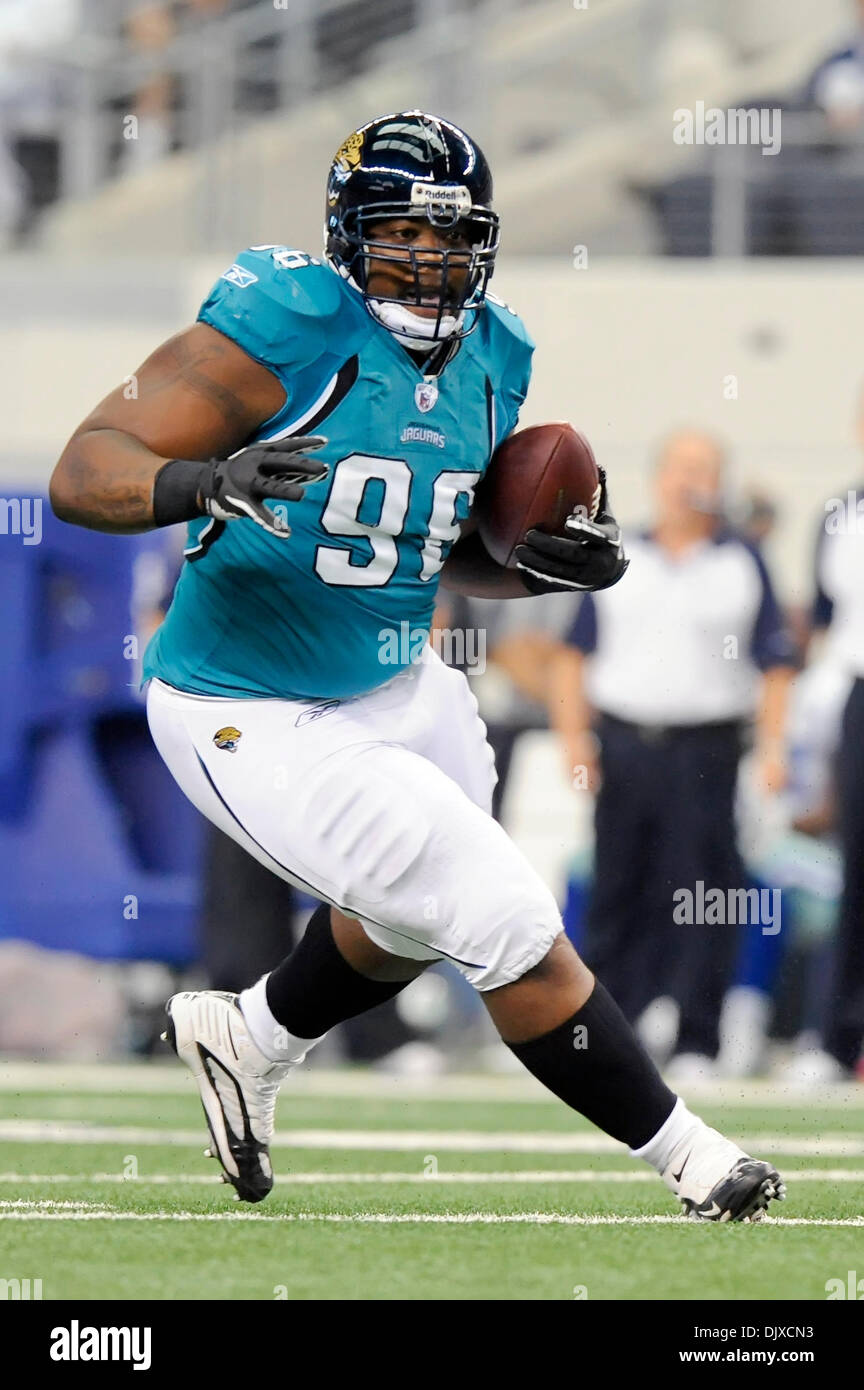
51, 111, 784, 1221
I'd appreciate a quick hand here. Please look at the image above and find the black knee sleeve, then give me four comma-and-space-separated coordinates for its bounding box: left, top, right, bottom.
265, 904, 412, 1038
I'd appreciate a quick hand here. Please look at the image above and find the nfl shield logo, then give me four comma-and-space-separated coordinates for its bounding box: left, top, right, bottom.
414, 380, 438, 413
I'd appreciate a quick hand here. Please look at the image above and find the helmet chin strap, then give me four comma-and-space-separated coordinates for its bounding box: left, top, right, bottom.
367, 297, 465, 350
326, 259, 464, 350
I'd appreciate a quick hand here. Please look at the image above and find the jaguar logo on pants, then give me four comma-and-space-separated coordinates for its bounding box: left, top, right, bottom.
213, 726, 242, 752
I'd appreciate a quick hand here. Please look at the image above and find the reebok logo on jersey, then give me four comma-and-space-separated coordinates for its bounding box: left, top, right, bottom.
221, 264, 259, 289
295, 700, 340, 728
401, 425, 446, 449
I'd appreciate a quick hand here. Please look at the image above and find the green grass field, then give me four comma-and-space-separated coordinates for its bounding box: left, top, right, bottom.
1, 1062, 863, 1301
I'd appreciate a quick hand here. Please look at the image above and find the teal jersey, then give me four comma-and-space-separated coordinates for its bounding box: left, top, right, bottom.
143, 246, 534, 701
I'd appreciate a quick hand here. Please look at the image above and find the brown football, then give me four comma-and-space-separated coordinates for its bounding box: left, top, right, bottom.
476, 422, 602, 569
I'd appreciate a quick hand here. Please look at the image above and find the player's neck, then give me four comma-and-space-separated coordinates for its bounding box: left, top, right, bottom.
404, 346, 433, 370
400, 339, 459, 376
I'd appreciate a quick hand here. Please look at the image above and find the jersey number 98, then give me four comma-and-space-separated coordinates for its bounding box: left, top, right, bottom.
314, 454, 481, 587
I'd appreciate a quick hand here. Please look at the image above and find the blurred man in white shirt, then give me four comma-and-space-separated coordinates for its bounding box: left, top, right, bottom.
548, 431, 796, 1079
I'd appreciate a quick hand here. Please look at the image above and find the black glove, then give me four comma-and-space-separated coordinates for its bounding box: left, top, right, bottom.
514, 467, 629, 594
152, 437, 329, 536
199, 437, 329, 535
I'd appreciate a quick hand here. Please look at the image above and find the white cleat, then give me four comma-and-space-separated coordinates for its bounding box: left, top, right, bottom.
663, 1052, 717, 1085
663, 1122, 786, 1223
163, 990, 293, 1203
781, 1044, 850, 1087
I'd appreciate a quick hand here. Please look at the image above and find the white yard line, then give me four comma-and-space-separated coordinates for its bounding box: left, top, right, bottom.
0, 1202, 862, 1227
0, 1063, 544, 1100
0, 1061, 861, 1108
1, 1119, 863, 1156
0, 1168, 861, 1185
0, 1198, 107, 1209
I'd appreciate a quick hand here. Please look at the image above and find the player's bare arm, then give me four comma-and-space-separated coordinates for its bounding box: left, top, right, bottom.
50, 322, 284, 532
51, 322, 328, 540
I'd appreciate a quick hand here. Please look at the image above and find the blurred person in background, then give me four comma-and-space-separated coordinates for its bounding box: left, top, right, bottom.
119, 3, 177, 174
119, 0, 240, 175
738, 491, 779, 552
0, 0, 80, 239
757, 652, 847, 1079
548, 430, 797, 1082
790, 388, 864, 1082
802, 0, 864, 128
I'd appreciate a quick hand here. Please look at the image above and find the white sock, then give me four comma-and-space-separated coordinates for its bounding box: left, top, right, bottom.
239, 975, 323, 1065
629, 1096, 701, 1172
